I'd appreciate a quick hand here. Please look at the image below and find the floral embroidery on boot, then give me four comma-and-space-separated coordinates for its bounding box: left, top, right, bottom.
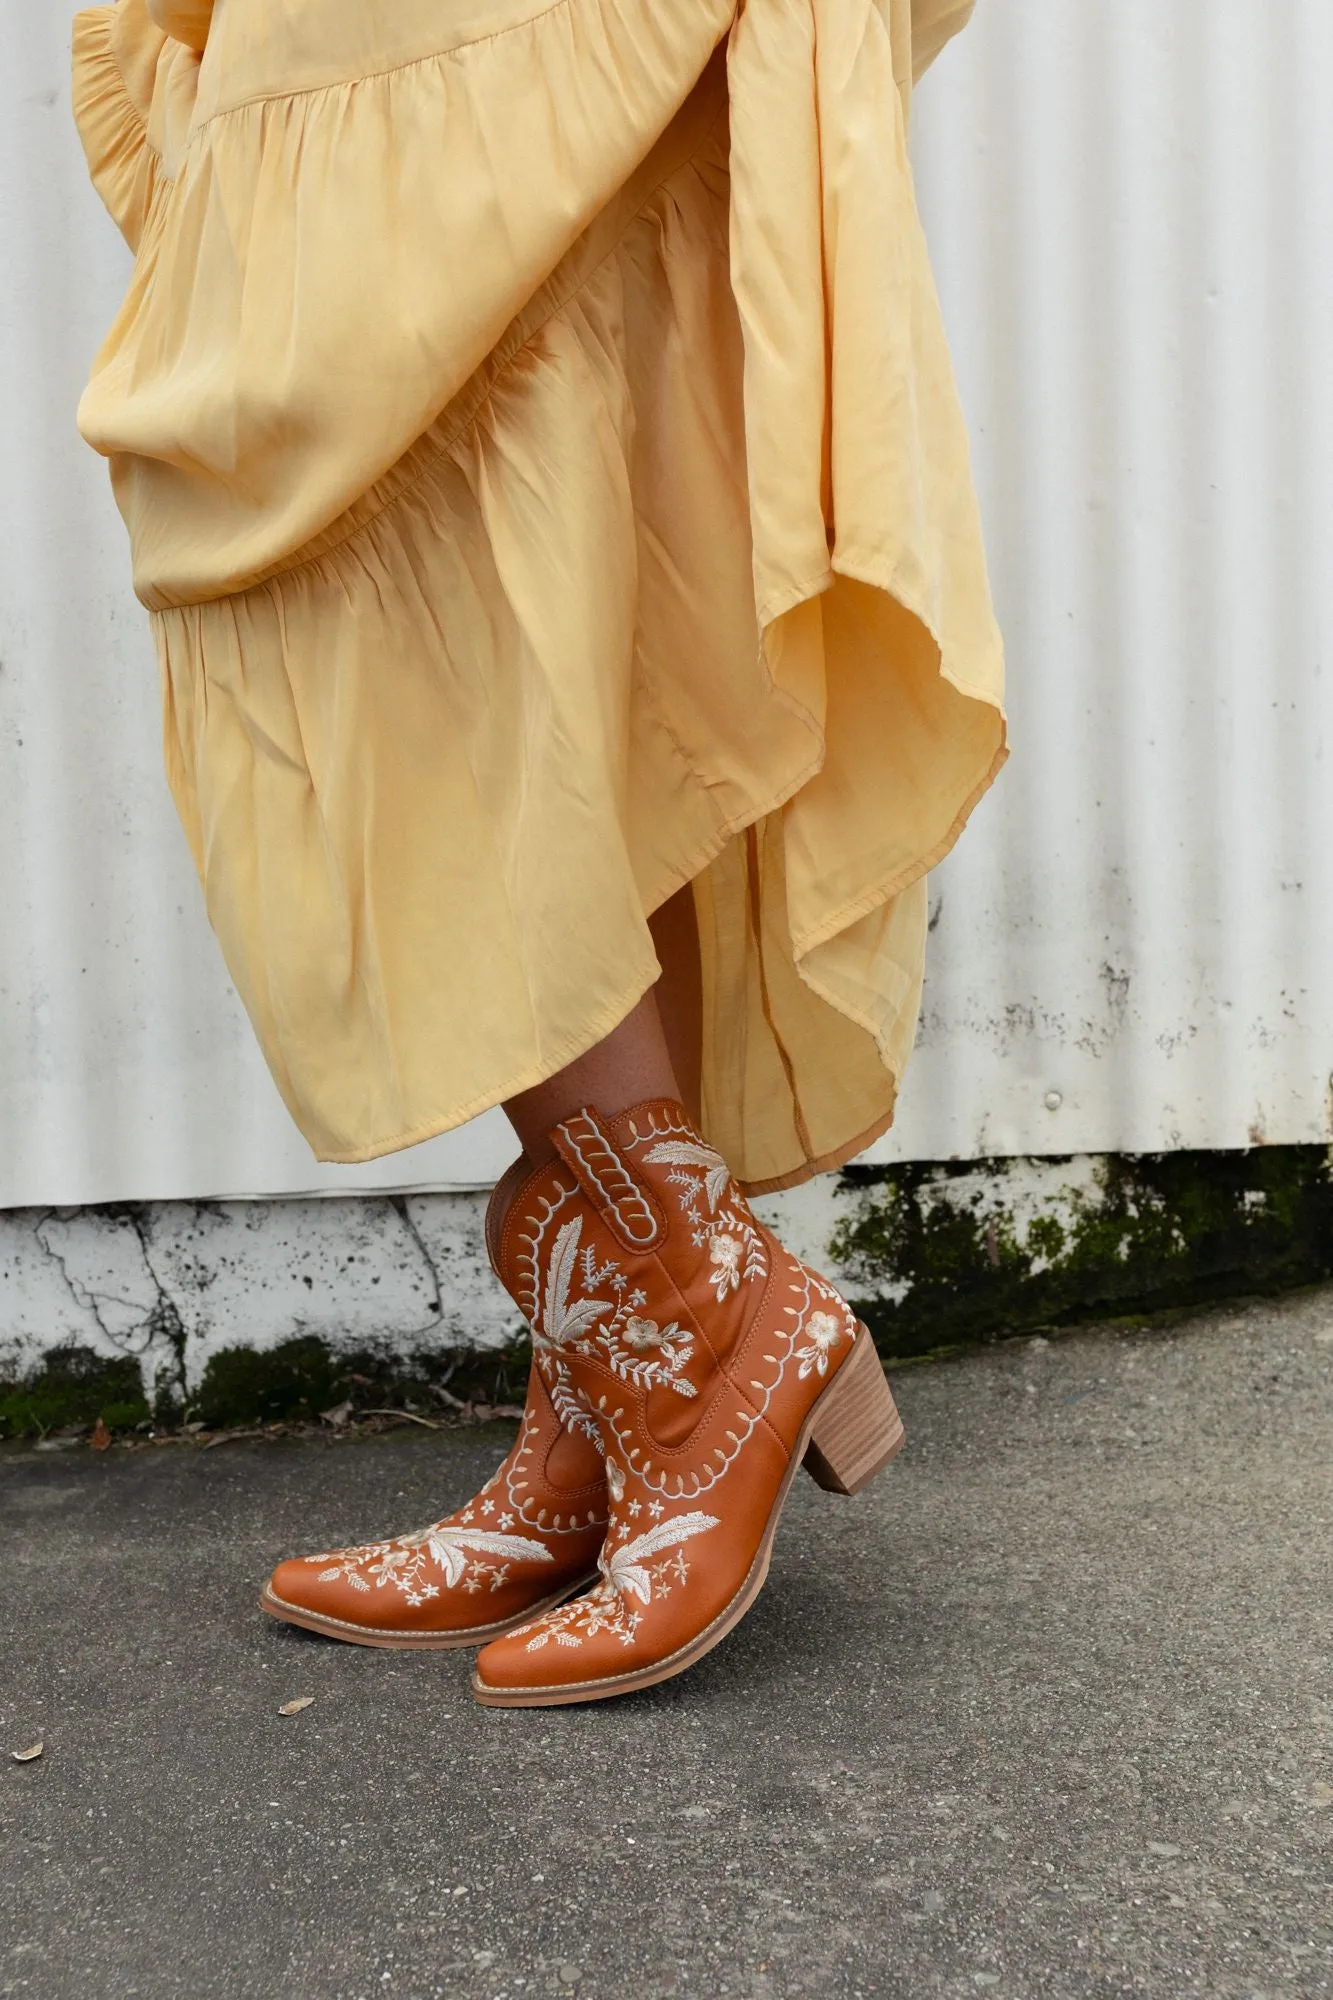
260, 1362, 607, 1648
514, 1509, 721, 1653
473, 1100, 904, 1703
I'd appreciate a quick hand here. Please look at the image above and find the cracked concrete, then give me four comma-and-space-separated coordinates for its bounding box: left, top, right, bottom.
3, 1285, 1330, 1998
0, 1181, 844, 1397
0, 1193, 513, 1394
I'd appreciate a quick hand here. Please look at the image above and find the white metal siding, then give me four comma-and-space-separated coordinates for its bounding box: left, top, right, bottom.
3, 2, 1331, 1206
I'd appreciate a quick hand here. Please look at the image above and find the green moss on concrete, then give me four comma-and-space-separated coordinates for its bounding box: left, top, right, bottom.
0, 1334, 536, 1439
832, 1144, 1333, 1360
191, 1334, 534, 1430
0, 1343, 150, 1439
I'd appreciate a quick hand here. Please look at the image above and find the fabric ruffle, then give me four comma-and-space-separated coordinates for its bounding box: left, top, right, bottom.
76, 0, 738, 605
70, 4, 164, 251
74, 0, 1004, 1193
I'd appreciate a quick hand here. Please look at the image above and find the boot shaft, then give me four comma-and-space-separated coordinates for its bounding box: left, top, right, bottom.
491, 1099, 859, 1475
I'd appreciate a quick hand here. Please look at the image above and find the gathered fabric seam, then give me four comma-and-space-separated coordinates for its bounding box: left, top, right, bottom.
205, 104, 730, 605
191, 0, 584, 137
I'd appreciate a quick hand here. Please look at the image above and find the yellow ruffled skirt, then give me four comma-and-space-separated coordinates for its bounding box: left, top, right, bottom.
72, 0, 1005, 1192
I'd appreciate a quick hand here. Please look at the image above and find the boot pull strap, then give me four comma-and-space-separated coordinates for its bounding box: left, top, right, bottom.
551, 1109, 667, 1253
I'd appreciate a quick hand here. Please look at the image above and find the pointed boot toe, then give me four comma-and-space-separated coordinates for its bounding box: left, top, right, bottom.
260, 1354, 607, 1649
260, 1160, 609, 1650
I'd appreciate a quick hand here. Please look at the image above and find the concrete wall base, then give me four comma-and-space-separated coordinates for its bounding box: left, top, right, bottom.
3, 1147, 1330, 1437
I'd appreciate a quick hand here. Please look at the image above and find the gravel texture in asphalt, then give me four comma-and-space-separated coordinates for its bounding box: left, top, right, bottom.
3, 1286, 1331, 1999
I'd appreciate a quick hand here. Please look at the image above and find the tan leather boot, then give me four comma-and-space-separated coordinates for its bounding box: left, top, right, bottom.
259, 1163, 607, 1649
472, 1099, 904, 1705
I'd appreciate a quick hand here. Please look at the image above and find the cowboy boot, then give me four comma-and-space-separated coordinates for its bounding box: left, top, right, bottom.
471, 1099, 904, 1705
259, 1161, 607, 1649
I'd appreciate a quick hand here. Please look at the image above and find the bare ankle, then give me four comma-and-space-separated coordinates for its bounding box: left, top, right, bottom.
503, 989, 681, 1159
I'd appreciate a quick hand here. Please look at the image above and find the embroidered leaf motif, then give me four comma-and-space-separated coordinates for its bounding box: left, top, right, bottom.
549, 1365, 604, 1451
644, 1140, 732, 1213
425, 1527, 555, 1588
596, 1332, 699, 1399
602, 1510, 720, 1604
542, 1217, 612, 1345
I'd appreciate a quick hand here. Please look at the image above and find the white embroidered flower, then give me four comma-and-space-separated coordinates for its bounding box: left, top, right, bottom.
622, 1315, 663, 1351
796, 1310, 846, 1378
367, 1548, 411, 1587
709, 1232, 742, 1296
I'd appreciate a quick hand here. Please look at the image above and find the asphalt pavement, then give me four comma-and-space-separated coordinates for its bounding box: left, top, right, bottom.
3, 1286, 1331, 1999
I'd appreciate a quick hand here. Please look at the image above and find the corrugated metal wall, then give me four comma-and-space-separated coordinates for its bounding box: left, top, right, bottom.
3, 2, 1331, 1208
902, 0, 1333, 1163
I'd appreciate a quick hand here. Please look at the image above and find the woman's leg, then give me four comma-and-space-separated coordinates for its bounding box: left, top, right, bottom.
503, 883, 702, 1159
647, 882, 702, 1125
502, 990, 680, 1163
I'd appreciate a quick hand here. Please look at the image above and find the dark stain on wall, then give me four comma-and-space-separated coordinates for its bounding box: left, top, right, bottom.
833, 1145, 1333, 1360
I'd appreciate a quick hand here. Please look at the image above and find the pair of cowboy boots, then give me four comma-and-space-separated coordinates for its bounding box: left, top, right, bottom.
262, 1099, 904, 1705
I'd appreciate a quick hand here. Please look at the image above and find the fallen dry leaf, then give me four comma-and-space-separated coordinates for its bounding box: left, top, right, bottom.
90, 1418, 112, 1452
12, 1743, 44, 1763
363, 1408, 443, 1430
202, 1428, 266, 1449
278, 1697, 315, 1717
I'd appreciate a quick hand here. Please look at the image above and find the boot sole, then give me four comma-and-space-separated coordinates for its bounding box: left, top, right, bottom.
472, 1324, 903, 1706
259, 1572, 599, 1651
